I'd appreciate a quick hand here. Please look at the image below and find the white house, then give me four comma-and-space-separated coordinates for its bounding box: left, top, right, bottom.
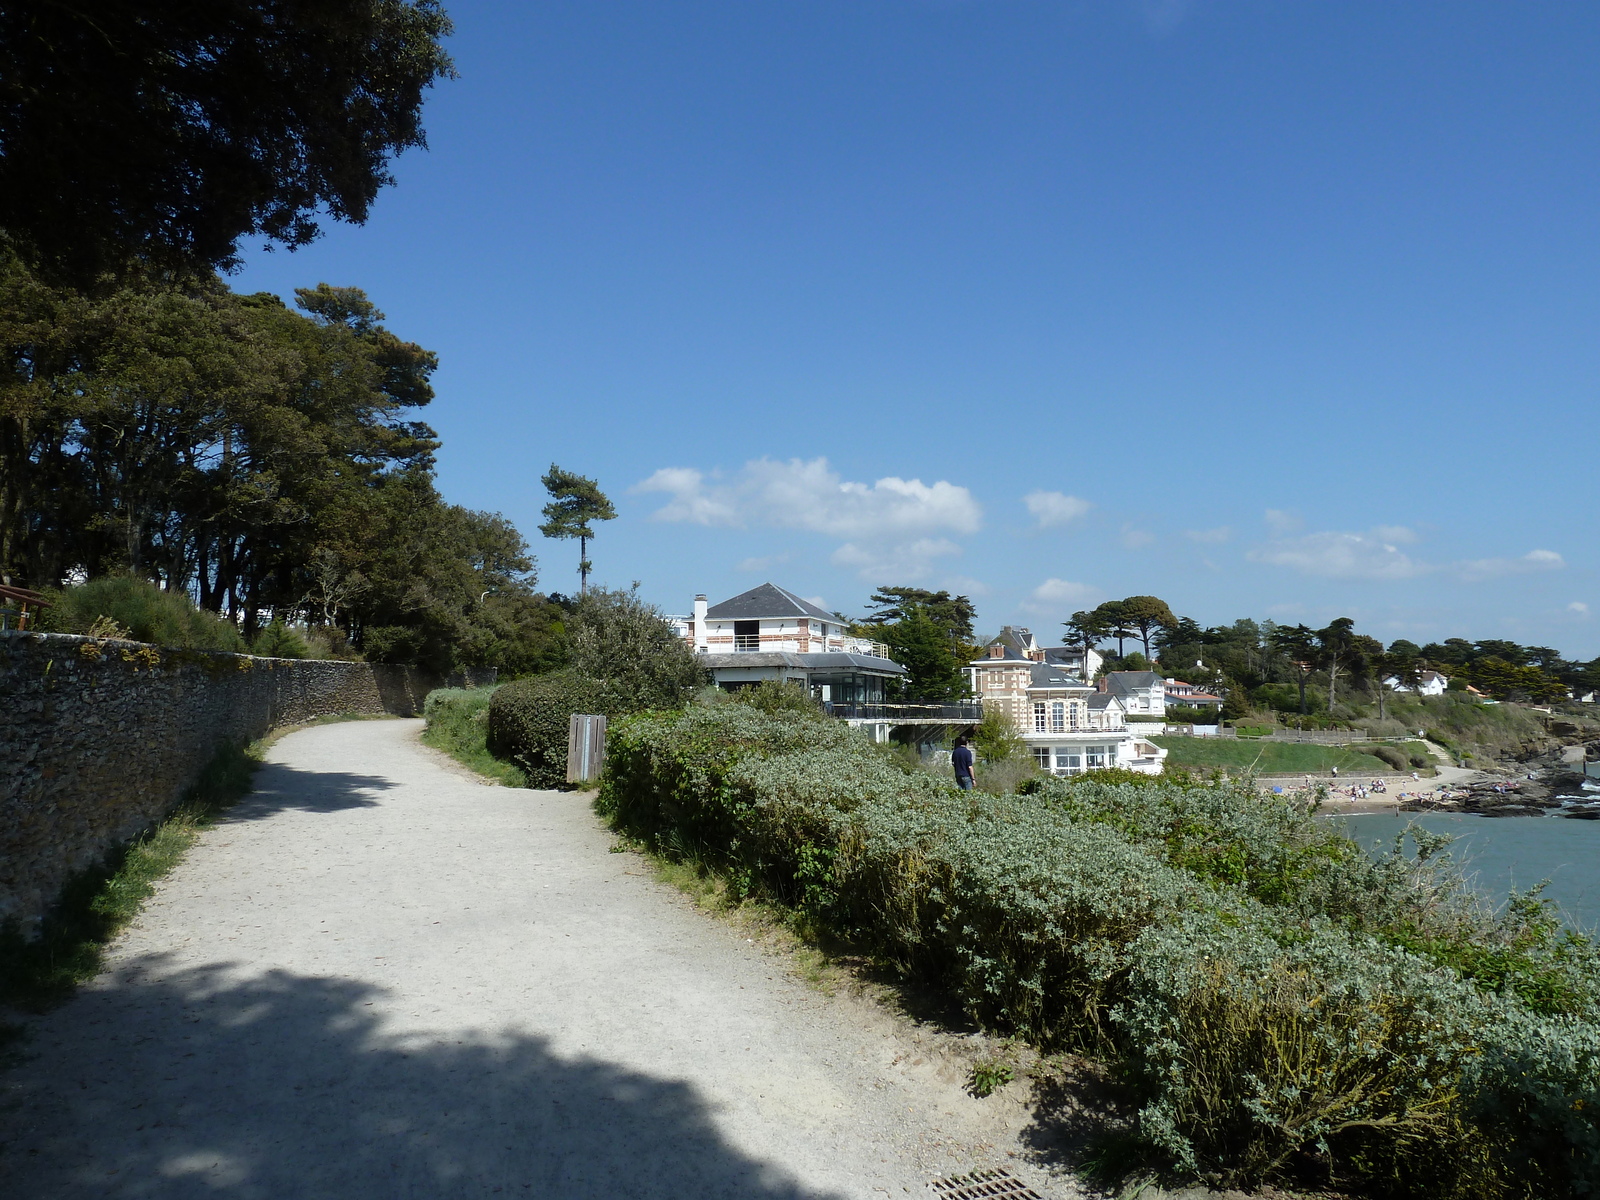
967, 654, 1166, 775
1381, 669, 1450, 697
1164, 678, 1223, 711
1101, 671, 1166, 718
668, 583, 906, 706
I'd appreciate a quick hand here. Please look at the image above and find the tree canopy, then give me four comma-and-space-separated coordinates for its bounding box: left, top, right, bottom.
0, 251, 562, 673
538, 464, 616, 593
0, 0, 455, 285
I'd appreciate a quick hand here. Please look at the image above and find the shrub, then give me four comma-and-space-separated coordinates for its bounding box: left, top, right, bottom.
1371, 744, 1409, 771
973, 708, 1025, 762
729, 679, 820, 717
597, 704, 1600, 1197
486, 669, 616, 788
251, 619, 309, 659
42, 575, 244, 651
422, 686, 527, 787
567, 586, 706, 709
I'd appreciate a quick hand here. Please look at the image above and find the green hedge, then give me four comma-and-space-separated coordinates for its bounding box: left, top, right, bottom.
486, 669, 616, 788
598, 704, 1600, 1197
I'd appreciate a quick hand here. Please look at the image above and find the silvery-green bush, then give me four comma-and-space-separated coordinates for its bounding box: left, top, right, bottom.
598, 705, 1600, 1196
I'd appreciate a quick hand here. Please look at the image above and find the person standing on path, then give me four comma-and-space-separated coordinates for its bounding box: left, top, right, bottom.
952, 736, 976, 791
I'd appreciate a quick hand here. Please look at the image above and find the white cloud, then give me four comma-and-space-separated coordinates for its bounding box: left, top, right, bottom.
831, 538, 962, 582
1020, 578, 1102, 619
1264, 509, 1303, 536
1251, 528, 1567, 585
1024, 491, 1092, 529
1372, 525, 1420, 545
637, 457, 982, 585
736, 553, 789, 572
1569, 601, 1590, 616
1184, 526, 1232, 544
1121, 525, 1156, 550
635, 457, 981, 537
1456, 550, 1565, 582
1248, 531, 1427, 580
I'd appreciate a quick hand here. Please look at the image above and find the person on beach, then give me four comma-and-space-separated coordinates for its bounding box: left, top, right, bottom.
952, 736, 976, 791
1332, 765, 1339, 780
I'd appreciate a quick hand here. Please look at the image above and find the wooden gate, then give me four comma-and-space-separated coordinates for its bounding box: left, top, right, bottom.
566, 714, 607, 784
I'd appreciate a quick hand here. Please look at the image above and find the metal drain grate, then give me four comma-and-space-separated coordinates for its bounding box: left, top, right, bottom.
929, 1168, 1043, 1199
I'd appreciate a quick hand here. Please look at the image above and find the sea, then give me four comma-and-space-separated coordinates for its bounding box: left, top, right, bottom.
1333, 762, 1600, 931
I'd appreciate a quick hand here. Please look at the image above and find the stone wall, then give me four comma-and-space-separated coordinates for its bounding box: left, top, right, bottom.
0, 631, 495, 932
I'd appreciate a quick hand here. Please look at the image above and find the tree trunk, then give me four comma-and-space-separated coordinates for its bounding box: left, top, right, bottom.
1297, 670, 1307, 714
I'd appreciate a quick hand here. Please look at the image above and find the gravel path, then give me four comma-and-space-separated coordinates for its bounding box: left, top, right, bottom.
2, 719, 1073, 1199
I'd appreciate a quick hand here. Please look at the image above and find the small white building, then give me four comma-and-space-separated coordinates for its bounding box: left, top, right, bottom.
1381, 669, 1450, 697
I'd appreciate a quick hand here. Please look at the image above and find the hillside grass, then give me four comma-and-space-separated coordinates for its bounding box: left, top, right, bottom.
421, 686, 528, 787
1151, 736, 1412, 775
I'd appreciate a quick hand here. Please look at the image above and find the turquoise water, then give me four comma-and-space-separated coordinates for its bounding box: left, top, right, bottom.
1335, 805, 1600, 932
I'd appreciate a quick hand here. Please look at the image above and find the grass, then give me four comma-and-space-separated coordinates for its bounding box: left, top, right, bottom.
419, 686, 528, 787
0, 739, 263, 1013
1151, 735, 1416, 775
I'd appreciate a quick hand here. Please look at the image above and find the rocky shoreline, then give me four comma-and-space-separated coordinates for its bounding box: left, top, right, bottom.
1400, 766, 1599, 818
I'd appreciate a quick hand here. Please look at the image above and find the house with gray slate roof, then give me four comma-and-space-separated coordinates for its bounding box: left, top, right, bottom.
1099, 670, 1166, 717
668, 583, 906, 708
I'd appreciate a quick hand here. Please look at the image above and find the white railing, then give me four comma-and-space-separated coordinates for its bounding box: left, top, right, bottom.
837, 638, 891, 659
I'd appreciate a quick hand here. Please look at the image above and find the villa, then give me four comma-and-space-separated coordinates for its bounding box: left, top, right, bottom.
966, 647, 1168, 776
668, 583, 906, 707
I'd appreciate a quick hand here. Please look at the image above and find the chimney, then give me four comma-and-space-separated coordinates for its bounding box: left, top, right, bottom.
1028, 648, 1045, 663
988, 643, 1004, 659
693, 594, 708, 651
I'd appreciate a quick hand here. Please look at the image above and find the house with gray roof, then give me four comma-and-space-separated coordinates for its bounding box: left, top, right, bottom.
668, 583, 905, 709
1099, 670, 1166, 717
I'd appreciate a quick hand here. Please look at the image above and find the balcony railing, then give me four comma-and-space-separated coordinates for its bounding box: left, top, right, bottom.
733, 634, 761, 652
826, 702, 983, 722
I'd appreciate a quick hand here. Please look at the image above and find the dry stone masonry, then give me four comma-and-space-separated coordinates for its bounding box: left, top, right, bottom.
0, 631, 493, 933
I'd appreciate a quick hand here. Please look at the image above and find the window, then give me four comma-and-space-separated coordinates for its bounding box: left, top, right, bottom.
1032, 747, 1051, 769
1054, 749, 1081, 775
1086, 746, 1109, 769
1069, 703, 1081, 731
1050, 701, 1065, 733
1033, 702, 1047, 733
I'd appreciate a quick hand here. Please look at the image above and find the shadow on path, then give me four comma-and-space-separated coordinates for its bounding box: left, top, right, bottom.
2, 955, 844, 1199
222, 760, 399, 821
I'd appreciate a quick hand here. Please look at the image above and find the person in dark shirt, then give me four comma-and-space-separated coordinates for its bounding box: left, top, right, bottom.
952, 736, 976, 791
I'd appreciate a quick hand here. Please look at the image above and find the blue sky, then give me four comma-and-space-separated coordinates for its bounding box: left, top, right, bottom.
233, 1, 1600, 655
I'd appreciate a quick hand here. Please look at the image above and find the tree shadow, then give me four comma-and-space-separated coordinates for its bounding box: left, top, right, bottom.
2, 955, 845, 1199
223, 760, 399, 820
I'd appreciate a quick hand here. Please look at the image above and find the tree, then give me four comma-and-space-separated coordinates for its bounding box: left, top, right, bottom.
881, 606, 967, 702
1269, 624, 1317, 715
866, 587, 976, 645
1119, 595, 1180, 660
1315, 617, 1364, 710
1063, 609, 1110, 667
0, 0, 455, 285
1094, 600, 1133, 657
539, 465, 616, 594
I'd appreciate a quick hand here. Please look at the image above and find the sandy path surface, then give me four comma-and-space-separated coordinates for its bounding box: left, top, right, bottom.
2, 719, 1071, 1200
